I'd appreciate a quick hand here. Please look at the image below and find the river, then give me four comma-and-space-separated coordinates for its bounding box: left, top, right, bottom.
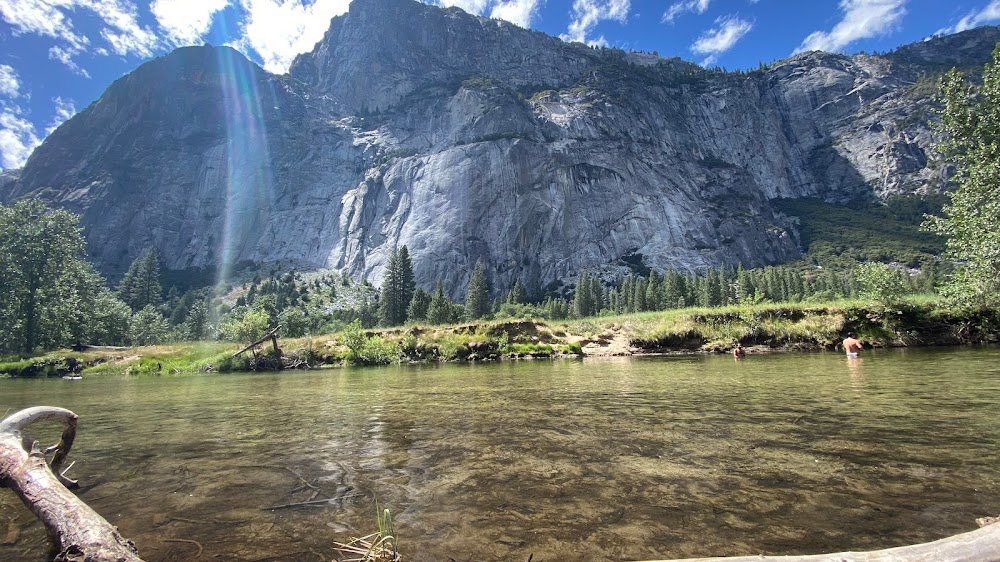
2, 347, 999, 561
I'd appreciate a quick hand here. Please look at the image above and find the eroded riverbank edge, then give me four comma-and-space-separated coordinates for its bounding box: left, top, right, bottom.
3, 300, 999, 377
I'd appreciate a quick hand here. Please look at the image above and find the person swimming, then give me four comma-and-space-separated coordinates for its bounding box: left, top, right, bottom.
843, 331, 864, 357
732, 342, 746, 360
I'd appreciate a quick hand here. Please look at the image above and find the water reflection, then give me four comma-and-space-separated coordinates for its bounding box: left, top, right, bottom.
1, 348, 999, 561
846, 356, 865, 392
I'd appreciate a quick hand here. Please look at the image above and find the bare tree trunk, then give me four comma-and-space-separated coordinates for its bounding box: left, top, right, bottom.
0, 407, 143, 562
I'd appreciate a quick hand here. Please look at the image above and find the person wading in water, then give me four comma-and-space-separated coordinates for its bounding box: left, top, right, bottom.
843, 332, 864, 358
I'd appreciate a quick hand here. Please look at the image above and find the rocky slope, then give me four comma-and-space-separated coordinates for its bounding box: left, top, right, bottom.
2, 0, 998, 297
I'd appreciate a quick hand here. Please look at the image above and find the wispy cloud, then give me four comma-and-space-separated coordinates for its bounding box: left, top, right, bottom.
936, 0, 1000, 36
152, 0, 231, 45
560, 0, 630, 46
48, 46, 92, 78
0, 65, 20, 98
0, 67, 79, 169
663, 0, 710, 24
0, 108, 41, 170
691, 15, 753, 66
440, 0, 491, 15
94, 1, 161, 58
489, 0, 541, 28
795, 0, 907, 54
0, 0, 91, 51
234, 0, 350, 74
46, 97, 77, 135
0, 0, 163, 75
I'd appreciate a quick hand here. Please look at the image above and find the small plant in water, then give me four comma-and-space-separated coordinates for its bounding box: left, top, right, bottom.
335, 499, 400, 562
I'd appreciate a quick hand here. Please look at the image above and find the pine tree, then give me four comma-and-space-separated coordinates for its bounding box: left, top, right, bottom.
117, 247, 162, 312
572, 270, 594, 318
632, 276, 647, 311
663, 269, 685, 309
736, 265, 753, 301
589, 276, 604, 313
407, 288, 431, 322
507, 278, 527, 304
646, 273, 662, 311
427, 279, 453, 325
378, 246, 415, 326
465, 260, 490, 320
398, 246, 415, 315
703, 269, 723, 307
379, 249, 402, 326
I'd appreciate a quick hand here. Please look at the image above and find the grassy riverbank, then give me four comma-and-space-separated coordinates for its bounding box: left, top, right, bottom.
2, 298, 998, 377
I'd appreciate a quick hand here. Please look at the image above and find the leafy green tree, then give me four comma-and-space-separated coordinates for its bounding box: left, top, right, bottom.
465, 260, 491, 320
117, 247, 162, 312
128, 305, 171, 346
219, 308, 270, 343
84, 286, 132, 345
855, 262, 906, 307
279, 308, 310, 338
926, 46, 1000, 307
183, 300, 210, 340
0, 198, 115, 353
339, 319, 399, 366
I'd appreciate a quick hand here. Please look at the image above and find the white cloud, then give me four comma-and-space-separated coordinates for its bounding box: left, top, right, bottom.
691, 15, 752, 66
152, 0, 231, 45
0, 0, 91, 50
437, 0, 542, 30
46, 97, 76, 135
795, 0, 907, 54
92, 0, 161, 58
49, 46, 91, 78
440, 0, 491, 15
489, 0, 540, 27
0, 65, 20, 98
560, 0, 630, 46
0, 0, 163, 75
936, 0, 1000, 36
0, 108, 41, 170
663, 0, 710, 24
235, 0, 350, 74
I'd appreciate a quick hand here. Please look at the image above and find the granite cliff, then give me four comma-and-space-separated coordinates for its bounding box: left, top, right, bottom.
2, 0, 997, 297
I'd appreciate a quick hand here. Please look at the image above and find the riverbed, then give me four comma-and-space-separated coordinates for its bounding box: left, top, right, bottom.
2, 347, 999, 561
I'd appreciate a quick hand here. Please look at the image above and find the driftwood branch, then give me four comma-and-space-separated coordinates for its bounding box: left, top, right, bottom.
643, 517, 1000, 562
233, 325, 282, 358
0, 406, 143, 562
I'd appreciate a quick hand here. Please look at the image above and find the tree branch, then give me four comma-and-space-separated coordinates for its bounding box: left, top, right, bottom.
0, 407, 143, 562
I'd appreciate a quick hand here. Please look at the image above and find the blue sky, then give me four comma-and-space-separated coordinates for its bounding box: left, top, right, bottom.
1, 0, 999, 170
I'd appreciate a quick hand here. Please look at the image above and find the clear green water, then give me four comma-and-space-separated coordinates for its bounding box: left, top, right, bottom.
2, 347, 999, 562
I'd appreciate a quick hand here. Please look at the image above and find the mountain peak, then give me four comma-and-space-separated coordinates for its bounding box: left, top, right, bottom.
288, 0, 599, 112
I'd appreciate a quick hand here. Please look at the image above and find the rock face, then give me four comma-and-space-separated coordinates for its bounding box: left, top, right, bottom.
2, 0, 998, 297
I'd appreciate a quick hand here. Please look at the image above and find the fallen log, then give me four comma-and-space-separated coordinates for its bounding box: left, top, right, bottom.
643, 516, 1000, 562
0, 407, 143, 562
233, 325, 282, 359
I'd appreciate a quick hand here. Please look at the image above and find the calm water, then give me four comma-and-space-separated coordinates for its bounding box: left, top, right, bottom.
2, 347, 999, 562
